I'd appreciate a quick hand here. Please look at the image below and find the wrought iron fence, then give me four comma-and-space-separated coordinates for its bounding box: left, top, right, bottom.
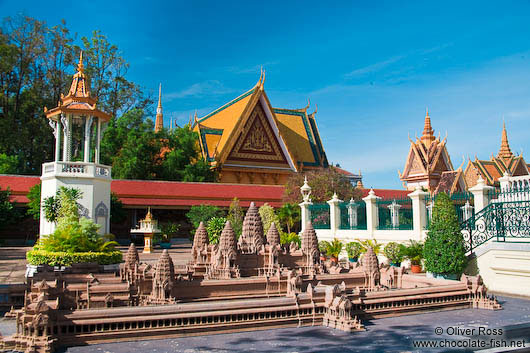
461, 200, 530, 253
339, 200, 367, 230
377, 197, 413, 230
488, 186, 530, 202
309, 203, 330, 229
424, 191, 475, 229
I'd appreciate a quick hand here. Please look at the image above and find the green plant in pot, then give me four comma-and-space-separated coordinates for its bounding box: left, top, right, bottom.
384, 242, 405, 267
423, 192, 467, 280
404, 240, 424, 273
325, 238, 343, 264
357, 238, 382, 255
159, 222, 180, 249
318, 240, 329, 261
345, 242, 362, 262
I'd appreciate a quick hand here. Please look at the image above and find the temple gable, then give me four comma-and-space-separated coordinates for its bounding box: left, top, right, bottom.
227, 103, 289, 165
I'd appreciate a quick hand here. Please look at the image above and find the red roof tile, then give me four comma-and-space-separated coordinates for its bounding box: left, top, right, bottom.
0, 175, 284, 208
360, 188, 411, 200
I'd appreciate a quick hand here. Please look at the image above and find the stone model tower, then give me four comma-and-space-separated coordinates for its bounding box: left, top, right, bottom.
301, 222, 320, 267
41, 52, 112, 235
151, 249, 175, 302
191, 221, 209, 262
362, 247, 380, 290
238, 202, 265, 253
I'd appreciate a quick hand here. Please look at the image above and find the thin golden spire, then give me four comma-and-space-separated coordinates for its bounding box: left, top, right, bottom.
77, 51, 84, 73
155, 83, 164, 132
497, 120, 513, 159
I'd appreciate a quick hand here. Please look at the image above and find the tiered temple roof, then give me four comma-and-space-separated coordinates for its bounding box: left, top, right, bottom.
399, 110, 465, 193
192, 72, 328, 185
266, 222, 280, 247
464, 122, 530, 187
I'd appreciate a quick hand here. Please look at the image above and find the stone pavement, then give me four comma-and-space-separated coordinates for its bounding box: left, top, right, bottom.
0, 296, 529, 352
0, 241, 193, 285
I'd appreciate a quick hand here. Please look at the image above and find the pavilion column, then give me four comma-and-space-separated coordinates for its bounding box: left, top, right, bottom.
84, 116, 93, 163
52, 120, 61, 162
61, 114, 68, 162
96, 118, 101, 164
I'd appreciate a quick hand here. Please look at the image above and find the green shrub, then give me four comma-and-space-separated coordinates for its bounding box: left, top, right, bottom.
27, 249, 122, 266
206, 217, 227, 244
424, 192, 467, 275
384, 242, 406, 264
26, 183, 41, 221
345, 242, 363, 260
259, 203, 281, 235
186, 205, 224, 236
404, 240, 424, 265
160, 222, 180, 242
277, 203, 300, 234
280, 232, 301, 247
227, 198, 244, 238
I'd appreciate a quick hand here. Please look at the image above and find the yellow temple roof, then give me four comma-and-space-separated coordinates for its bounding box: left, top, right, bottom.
193, 75, 328, 171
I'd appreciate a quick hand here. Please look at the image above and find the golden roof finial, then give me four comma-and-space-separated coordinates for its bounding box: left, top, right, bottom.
145, 207, 153, 222
157, 83, 162, 109
420, 107, 435, 146
77, 51, 84, 73
155, 83, 163, 133
497, 119, 514, 159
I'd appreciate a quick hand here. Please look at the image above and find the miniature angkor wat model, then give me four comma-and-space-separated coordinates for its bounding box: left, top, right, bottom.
1, 202, 500, 353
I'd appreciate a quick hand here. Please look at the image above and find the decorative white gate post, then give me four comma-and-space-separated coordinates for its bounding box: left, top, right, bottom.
362, 189, 380, 236
388, 200, 401, 229
299, 177, 313, 233
327, 193, 342, 236
469, 176, 494, 212
461, 201, 474, 221
408, 186, 429, 240
347, 198, 358, 229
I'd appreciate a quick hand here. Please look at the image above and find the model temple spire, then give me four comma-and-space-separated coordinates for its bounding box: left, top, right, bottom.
155, 83, 164, 132
497, 121, 513, 159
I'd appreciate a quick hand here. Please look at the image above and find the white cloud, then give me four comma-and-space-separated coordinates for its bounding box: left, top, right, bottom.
165, 80, 234, 100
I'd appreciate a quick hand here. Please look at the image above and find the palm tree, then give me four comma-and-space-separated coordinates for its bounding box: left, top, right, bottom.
277, 203, 301, 234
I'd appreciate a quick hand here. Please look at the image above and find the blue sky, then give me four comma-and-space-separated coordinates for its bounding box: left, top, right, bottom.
2, 0, 530, 189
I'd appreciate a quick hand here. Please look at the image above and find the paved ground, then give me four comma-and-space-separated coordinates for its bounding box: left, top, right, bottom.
0, 242, 193, 285
1, 296, 529, 352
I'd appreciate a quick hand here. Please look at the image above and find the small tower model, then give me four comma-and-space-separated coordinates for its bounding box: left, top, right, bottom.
41, 52, 112, 235
155, 83, 164, 132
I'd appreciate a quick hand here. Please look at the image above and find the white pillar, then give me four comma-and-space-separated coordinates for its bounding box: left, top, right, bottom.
327, 192, 342, 236
61, 114, 68, 162
469, 176, 495, 212
50, 120, 61, 162
299, 200, 312, 233
84, 116, 93, 163
96, 118, 101, 164
362, 189, 380, 236
408, 186, 429, 240
461, 201, 474, 221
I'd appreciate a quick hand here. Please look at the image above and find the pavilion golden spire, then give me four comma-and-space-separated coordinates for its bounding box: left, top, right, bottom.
497, 121, 513, 159
420, 107, 435, 146
155, 83, 164, 132
68, 51, 90, 98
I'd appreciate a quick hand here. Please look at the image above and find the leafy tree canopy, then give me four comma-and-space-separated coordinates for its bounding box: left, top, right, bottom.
283, 167, 361, 204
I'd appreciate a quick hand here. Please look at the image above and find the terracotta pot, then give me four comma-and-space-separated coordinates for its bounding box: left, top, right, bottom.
320, 255, 327, 262
411, 264, 422, 273
330, 256, 338, 264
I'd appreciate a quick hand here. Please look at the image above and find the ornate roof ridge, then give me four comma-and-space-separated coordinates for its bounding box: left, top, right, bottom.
197, 84, 258, 124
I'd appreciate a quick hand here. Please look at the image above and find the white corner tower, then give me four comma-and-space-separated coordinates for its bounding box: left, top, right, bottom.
40, 52, 112, 236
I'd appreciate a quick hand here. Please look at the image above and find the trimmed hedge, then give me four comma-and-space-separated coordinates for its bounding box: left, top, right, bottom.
27, 250, 123, 266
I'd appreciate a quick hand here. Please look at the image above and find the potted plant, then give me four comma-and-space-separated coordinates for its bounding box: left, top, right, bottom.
318, 241, 329, 262
404, 240, 423, 273
424, 192, 467, 280
356, 239, 382, 255
384, 242, 405, 267
325, 238, 343, 264
345, 241, 363, 262
159, 222, 180, 249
